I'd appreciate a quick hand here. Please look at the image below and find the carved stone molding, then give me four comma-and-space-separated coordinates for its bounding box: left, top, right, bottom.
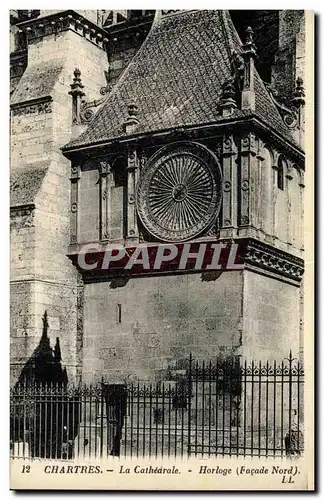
10, 204, 35, 228
70, 164, 81, 181
244, 239, 304, 282
240, 132, 257, 156
80, 97, 106, 124
97, 160, 112, 240
16, 10, 108, 50
222, 135, 237, 157
11, 98, 52, 117
70, 162, 81, 244
264, 82, 301, 130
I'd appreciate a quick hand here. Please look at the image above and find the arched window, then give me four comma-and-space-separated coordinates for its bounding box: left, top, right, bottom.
277, 155, 285, 191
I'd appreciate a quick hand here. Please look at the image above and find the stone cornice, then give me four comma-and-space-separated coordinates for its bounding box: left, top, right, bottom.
67, 237, 304, 284
62, 115, 305, 168
244, 238, 304, 282
10, 96, 53, 116
10, 203, 35, 217
11, 95, 52, 109
16, 10, 108, 50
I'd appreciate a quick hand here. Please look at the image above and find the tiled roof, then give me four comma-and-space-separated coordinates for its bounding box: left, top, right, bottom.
64, 10, 295, 150
11, 59, 64, 105
10, 162, 49, 207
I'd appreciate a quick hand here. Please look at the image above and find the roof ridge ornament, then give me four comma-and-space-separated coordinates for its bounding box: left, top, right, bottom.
69, 68, 109, 126
69, 68, 85, 125
123, 102, 140, 134
292, 77, 305, 109
220, 78, 238, 117
241, 26, 257, 111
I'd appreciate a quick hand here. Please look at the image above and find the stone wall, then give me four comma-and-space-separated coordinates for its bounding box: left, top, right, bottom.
10, 16, 108, 383
82, 271, 244, 383
242, 269, 300, 362
271, 10, 305, 100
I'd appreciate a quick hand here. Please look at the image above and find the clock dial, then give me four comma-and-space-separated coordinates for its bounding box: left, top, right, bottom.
136, 142, 222, 242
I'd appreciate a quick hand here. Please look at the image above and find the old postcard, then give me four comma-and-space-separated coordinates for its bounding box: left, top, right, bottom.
9, 9, 314, 490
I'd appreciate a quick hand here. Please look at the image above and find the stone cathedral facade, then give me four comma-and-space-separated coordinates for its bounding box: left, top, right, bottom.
10, 10, 305, 385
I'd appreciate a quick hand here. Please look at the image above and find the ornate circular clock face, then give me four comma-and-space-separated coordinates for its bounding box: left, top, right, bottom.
136, 142, 222, 242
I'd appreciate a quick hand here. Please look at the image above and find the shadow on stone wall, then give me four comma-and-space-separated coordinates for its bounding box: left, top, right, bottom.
15, 310, 68, 387
11, 311, 76, 459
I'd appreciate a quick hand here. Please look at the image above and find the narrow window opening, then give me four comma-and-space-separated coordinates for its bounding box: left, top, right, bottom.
277, 156, 285, 191
117, 304, 122, 323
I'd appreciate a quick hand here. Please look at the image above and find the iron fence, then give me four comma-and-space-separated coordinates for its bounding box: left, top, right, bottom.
10, 353, 304, 459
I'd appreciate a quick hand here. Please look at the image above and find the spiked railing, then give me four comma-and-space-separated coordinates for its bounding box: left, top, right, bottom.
10, 354, 304, 459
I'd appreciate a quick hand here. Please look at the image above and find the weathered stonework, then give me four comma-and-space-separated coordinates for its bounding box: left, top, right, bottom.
10, 9, 108, 384
10, 9, 306, 386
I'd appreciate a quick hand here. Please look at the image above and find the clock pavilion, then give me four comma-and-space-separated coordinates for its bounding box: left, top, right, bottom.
10, 10, 305, 385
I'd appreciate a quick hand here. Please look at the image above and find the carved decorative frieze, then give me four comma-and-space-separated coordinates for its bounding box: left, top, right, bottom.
244, 239, 304, 282
10, 204, 35, 228
16, 10, 108, 50
11, 98, 52, 117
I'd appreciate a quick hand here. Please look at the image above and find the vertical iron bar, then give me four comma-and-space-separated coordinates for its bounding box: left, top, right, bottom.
251, 360, 254, 456
265, 361, 269, 456
168, 383, 171, 457
44, 382, 48, 459
100, 383, 104, 458
143, 384, 146, 457
208, 360, 212, 457
77, 385, 80, 459
187, 353, 192, 458
297, 360, 300, 453
281, 360, 284, 457
10, 388, 14, 457
222, 360, 226, 455
216, 359, 219, 454
149, 384, 152, 458
123, 385, 127, 459
130, 384, 134, 458
136, 382, 140, 458
94, 388, 98, 459
33, 383, 37, 458
61, 384, 65, 459
236, 359, 239, 456
161, 382, 165, 458
155, 385, 158, 457
195, 360, 198, 457
22, 377, 26, 458
89, 383, 92, 459
202, 360, 205, 457
174, 383, 178, 458
273, 360, 277, 456
288, 352, 293, 457
49, 382, 53, 459
258, 361, 262, 457
229, 359, 232, 457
